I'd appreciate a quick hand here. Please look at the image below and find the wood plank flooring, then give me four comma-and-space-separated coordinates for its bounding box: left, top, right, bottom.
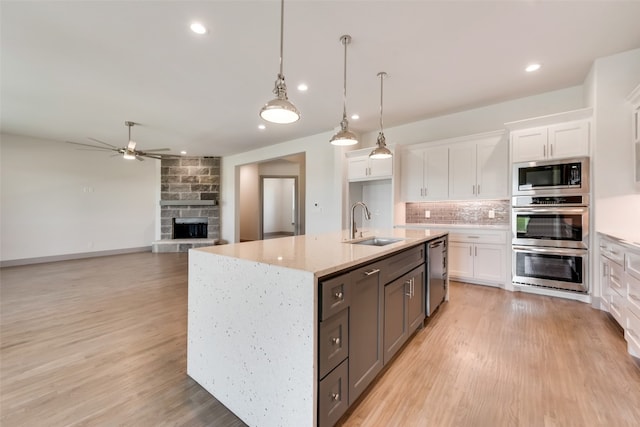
2, 252, 640, 426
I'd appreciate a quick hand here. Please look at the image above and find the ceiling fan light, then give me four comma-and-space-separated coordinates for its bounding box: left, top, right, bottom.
123, 151, 136, 160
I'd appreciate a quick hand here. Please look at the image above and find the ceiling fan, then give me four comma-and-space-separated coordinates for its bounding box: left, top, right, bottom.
66, 121, 180, 161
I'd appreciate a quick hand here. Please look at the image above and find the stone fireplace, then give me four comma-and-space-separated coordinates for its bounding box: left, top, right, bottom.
152, 157, 221, 253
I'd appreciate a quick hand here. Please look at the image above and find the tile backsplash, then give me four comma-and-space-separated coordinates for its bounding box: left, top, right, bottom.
405, 199, 510, 225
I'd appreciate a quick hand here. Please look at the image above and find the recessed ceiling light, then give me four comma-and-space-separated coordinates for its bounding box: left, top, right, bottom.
180, 150, 187, 155
297, 83, 308, 92
190, 22, 207, 35
525, 63, 541, 72
351, 114, 360, 120
258, 124, 266, 130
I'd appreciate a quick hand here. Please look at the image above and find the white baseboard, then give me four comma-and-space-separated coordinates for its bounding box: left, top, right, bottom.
0, 246, 151, 268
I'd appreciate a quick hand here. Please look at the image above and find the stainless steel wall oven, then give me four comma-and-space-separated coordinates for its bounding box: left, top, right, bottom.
512, 194, 589, 293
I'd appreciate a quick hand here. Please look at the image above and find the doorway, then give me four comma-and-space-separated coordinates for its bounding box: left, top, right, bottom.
261, 176, 298, 239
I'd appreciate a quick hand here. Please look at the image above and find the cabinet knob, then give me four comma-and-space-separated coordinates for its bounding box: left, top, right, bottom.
331, 337, 341, 345
331, 393, 340, 402
333, 291, 343, 300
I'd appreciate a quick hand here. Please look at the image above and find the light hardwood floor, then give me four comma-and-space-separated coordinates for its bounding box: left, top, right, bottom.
2, 252, 640, 426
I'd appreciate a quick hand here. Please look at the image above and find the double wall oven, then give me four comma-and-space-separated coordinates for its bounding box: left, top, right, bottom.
511, 157, 590, 293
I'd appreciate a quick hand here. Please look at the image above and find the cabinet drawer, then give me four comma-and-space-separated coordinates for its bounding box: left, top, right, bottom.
320, 274, 351, 321
600, 239, 625, 266
627, 270, 640, 320
449, 231, 506, 245
626, 309, 640, 356
318, 309, 349, 379
318, 359, 348, 427
609, 263, 626, 298
626, 251, 640, 281
610, 292, 626, 328
379, 244, 425, 284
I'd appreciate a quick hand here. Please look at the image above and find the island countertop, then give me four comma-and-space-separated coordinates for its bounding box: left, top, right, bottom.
191, 228, 448, 277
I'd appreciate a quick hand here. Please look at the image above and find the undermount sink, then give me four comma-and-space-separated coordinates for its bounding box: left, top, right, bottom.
349, 237, 404, 246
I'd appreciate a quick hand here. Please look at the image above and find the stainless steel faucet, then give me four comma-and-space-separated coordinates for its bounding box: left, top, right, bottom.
350, 201, 372, 239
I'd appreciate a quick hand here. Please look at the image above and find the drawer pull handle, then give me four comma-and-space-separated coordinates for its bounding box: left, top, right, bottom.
331, 393, 340, 402
331, 337, 341, 345
364, 268, 380, 276
467, 236, 480, 239
333, 291, 344, 300
629, 294, 640, 303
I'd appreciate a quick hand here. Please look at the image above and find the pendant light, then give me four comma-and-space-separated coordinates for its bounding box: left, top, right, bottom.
330, 35, 358, 146
259, 0, 300, 124
369, 72, 392, 159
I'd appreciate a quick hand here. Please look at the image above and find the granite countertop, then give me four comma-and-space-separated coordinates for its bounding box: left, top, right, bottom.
191, 228, 448, 277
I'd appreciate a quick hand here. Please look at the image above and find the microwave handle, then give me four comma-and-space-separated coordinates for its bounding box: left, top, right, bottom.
512, 208, 587, 214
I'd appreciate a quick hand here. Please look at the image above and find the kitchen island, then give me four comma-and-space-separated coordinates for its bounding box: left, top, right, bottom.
187, 228, 448, 427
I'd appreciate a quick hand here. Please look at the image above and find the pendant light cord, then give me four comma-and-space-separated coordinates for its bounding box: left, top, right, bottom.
342, 36, 348, 120
278, 0, 284, 78
378, 72, 386, 134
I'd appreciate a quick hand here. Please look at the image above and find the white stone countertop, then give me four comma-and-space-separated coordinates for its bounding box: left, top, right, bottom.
191, 228, 448, 278
598, 231, 640, 251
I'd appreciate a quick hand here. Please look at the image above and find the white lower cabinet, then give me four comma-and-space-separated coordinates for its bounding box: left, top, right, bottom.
598, 233, 640, 359
448, 230, 507, 287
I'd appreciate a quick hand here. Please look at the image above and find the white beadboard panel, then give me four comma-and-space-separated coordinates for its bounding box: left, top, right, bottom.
187, 249, 316, 427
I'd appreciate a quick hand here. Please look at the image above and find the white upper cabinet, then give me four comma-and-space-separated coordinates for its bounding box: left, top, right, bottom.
401, 145, 448, 201
448, 132, 508, 200
628, 83, 640, 183
347, 151, 393, 181
507, 108, 592, 163
401, 130, 507, 202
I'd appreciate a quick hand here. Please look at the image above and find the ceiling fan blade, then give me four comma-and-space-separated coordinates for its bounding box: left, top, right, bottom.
142, 148, 171, 152
87, 137, 119, 149
66, 140, 115, 150
135, 156, 145, 161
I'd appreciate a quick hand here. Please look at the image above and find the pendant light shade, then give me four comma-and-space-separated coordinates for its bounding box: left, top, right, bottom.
259, 0, 300, 124
330, 35, 358, 146
369, 72, 392, 159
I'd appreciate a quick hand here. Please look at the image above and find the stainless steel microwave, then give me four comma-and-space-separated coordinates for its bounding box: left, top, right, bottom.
513, 157, 589, 196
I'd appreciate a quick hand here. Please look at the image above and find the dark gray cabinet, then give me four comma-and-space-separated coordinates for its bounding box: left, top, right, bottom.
348, 263, 383, 404
317, 242, 432, 427
383, 264, 426, 364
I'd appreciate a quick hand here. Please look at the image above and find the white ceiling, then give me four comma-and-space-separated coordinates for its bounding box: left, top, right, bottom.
2, 1, 640, 157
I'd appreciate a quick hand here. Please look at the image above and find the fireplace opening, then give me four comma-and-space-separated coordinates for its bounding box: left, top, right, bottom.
173, 217, 208, 239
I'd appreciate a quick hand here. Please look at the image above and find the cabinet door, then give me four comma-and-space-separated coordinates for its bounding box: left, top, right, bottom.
476, 136, 508, 199
424, 146, 449, 199
401, 149, 425, 201
369, 156, 393, 179
473, 244, 505, 286
348, 265, 383, 404
548, 121, 589, 159
448, 242, 474, 281
347, 155, 369, 181
407, 265, 426, 332
383, 278, 408, 365
448, 142, 476, 200
511, 127, 547, 162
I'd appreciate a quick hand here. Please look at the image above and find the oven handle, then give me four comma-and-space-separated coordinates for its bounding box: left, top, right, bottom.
512, 207, 588, 214
512, 245, 588, 255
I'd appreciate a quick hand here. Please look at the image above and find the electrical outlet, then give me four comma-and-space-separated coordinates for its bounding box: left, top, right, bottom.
424, 210, 430, 218
488, 209, 495, 219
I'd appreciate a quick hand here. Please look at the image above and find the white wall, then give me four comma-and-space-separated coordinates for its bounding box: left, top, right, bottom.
589, 48, 640, 240
221, 132, 345, 243
238, 163, 260, 241
0, 134, 158, 262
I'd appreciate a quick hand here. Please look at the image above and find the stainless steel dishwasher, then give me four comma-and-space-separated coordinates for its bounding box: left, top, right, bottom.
427, 237, 447, 316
